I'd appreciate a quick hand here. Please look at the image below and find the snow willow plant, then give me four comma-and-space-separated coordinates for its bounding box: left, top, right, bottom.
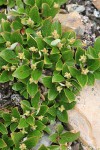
0, 0, 100, 149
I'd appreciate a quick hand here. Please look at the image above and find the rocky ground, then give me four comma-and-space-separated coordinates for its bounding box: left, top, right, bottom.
64, 0, 100, 46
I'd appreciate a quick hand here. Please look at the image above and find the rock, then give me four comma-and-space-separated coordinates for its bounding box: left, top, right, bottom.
66, 4, 85, 13
66, 4, 78, 12
94, 9, 100, 18
92, 0, 100, 10
54, 12, 85, 36
68, 80, 100, 149
33, 134, 51, 150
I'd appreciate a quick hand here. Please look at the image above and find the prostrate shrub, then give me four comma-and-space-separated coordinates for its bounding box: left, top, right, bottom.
0, 0, 100, 149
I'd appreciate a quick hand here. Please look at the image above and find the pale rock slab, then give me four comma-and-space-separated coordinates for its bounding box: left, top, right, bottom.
68, 80, 100, 149
54, 12, 85, 36
92, 0, 100, 10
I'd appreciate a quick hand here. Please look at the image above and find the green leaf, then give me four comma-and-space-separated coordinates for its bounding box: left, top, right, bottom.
62, 63, 69, 76
1, 20, 11, 32
38, 145, 48, 150
10, 122, 18, 132
23, 0, 35, 5
41, 18, 52, 37
0, 36, 5, 44
56, 59, 63, 71
36, 37, 46, 50
42, 0, 54, 6
64, 89, 75, 102
42, 76, 53, 88
62, 50, 73, 61
35, 120, 45, 131
42, 3, 51, 18
0, 138, 7, 148
87, 73, 95, 86
31, 69, 42, 83
48, 106, 56, 117
28, 130, 42, 138
0, 71, 13, 83
75, 48, 85, 64
48, 86, 58, 100
26, 116, 35, 126
48, 145, 60, 150
60, 101, 76, 110
94, 37, 100, 53
86, 47, 98, 59
37, 105, 48, 116
2, 135, 13, 148
72, 39, 82, 47
8, 0, 15, 8
52, 74, 65, 83
0, 49, 18, 64
16, 0, 24, 9
59, 131, 80, 143
29, 6, 41, 24
42, 3, 59, 18
27, 82, 38, 97
12, 107, 20, 119
27, 36, 37, 47
13, 65, 31, 79
0, 0, 6, 5
87, 59, 100, 71
24, 137, 39, 149
56, 0, 68, 5
44, 54, 52, 65
57, 110, 68, 123
11, 31, 23, 44
0, 123, 8, 134
31, 91, 40, 108
18, 118, 29, 129
94, 69, 100, 79
11, 132, 24, 146
56, 124, 64, 134
11, 20, 23, 30
2, 113, 11, 122
21, 100, 31, 111
12, 82, 24, 91
51, 21, 62, 36
49, 133, 58, 143
76, 73, 88, 87
69, 67, 79, 78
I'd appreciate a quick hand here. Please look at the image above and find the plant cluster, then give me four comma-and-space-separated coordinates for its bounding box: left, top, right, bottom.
0, 0, 100, 149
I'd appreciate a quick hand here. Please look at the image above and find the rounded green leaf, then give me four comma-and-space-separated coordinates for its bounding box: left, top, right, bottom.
0, 49, 18, 64
64, 89, 75, 102
13, 65, 31, 79
57, 110, 68, 123
27, 82, 38, 97
48, 86, 58, 100
0, 138, 7, 148
0, 123, 8, 134
29, 6, 41, 24
24, 137, 39, 149
59, 131, 80, 143
52, 74, 65, 83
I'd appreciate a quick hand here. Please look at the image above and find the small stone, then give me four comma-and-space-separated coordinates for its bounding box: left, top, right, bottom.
92, 0, 100, 10
94, 9, 100, 18
68, 80, 100, 149
54, 12, 85, 36
66, 4, 85, 13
